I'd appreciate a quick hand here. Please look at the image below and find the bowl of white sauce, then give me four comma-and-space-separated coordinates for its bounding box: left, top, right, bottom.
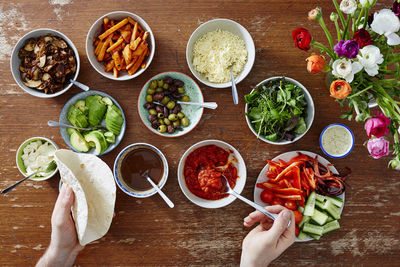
16, 137, 58, 181
319, 124, 354, 158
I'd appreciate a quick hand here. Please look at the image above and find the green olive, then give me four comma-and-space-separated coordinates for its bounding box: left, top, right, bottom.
181, 117, 189, 127
149, 109, 157, 115
146, 94, 153, 102
156, 87, 164, 93
173, 120, 180, 127
161, 96, 170, 105
166, 101, 176, 110
168, 113, 178, 121
157, 79, 164, 87
164, 118, 171, 125
177, 112, 185, 119
163, 83, 169, 90
181, 95, 190, 102
158, 125, 167, 133
149, 80, 157, 89
178, 87, 186, 94
158, 118, 165, 125
157, 113, 164, 119
147, 88, 155, 95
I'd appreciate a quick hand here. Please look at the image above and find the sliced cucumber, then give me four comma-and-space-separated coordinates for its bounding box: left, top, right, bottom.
298, 206, 305, 214
325, 196, 343, 208
104, 131, 115, 143
102, 97, 113, 106
315, 193, 325, 203
299, 215, 311, 228
304, 191, 316, 216
321, 211, 334, 223
303, 222, 323, 236
311, 209, 329, 225
323, 199, 341, 220
308, 233, 322, 240
70, 131, 90, 152
315, 200, 325, 211
297, 231, 311, 240
322, 220, 340, 234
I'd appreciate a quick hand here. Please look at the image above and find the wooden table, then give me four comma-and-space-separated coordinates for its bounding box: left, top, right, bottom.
1, 0, 399, 266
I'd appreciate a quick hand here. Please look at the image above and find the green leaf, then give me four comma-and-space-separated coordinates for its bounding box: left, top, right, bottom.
294, 117, 307, 134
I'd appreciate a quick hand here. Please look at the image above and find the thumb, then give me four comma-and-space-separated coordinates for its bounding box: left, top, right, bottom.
52, 184, 74, 224
268, 210, 292, 242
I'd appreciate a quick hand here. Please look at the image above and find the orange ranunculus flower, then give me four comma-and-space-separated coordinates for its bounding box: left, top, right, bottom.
306, 55, 325, 74
330, 80, 352, 99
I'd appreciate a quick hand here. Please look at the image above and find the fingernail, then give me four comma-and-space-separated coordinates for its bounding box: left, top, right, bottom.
282, 210, 291, 220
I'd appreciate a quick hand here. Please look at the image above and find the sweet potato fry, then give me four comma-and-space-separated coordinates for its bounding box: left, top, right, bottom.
113, 67, 118, 78
121, 30, 131, 43
112, 51, 123, 71
99, 18, 128, 40
94, 39, 103, 56
97, 34, 112, 61
103, 52, 112, 61
126, 56, 138, 70
127, 17, 143, 32
128, 48, 147, 75
105, 60, 115, 72
122, 45, 132, 65
142, 31, 149, 41
130, 22, 138, 44
129, 36, 141, 51
141, 62, 146, 69
107, 37, 123, 53
103, 17, 109, 26
132, 42, 147, 56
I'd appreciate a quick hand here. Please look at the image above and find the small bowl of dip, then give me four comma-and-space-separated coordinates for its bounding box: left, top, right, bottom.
16, 137, 58, 181
113, 143, 169, 198
320, 124, 354, 158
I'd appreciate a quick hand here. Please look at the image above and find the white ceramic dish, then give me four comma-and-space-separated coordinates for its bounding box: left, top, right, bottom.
113, 143, 169, 198
177, 139, 247, 208
253, 151, 345, 242
86, 11, 155, 81
10, 28, 80, 98
244, 76, 315, 145
320, 123, 354, 158
186, 18, 255, 88
16, 137, 59, 181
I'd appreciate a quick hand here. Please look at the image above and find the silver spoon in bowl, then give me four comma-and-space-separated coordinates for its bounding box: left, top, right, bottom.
142, 170, 174, 208
70, 79, 89, 91
220, 174, 290, 227
2, 161, 57, 194
230, 66, 239, 105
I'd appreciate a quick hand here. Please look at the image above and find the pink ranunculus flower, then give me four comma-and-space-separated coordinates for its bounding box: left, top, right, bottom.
367, 138, 390, 159
364, 111, 390, 138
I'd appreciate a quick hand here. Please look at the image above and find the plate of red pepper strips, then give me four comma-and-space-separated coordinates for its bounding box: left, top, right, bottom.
253, 151, 346, 242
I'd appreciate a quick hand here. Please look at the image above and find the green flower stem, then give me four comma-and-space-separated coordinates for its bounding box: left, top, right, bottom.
333, 17, 342, 41
355, 7, 365, 29
342, 15, 352, 40
318, 16, 335, 49
347, 85, 373, 99
311, 41, 336, 59
363, 7, 370, 28
332, 0, 347, 29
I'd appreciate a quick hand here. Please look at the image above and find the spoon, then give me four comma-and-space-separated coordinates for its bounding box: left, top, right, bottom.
230, 68, 239, 105
153, 101, 218, 110
70, 79, 89, 91
47, 120, 106, 131
220, 175, 290, 227
141, 170, 174, 208
2, 161, 57, 194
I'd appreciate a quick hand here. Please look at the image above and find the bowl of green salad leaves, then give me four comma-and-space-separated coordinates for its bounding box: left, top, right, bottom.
59, 90, 125, 155
244, 77, 314, 145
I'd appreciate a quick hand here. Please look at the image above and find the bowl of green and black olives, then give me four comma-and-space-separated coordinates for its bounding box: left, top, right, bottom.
138, 72, 204, 137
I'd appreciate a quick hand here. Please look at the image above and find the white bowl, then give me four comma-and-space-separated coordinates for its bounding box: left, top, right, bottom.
16, 137, 59, 181
10, 28, 80, 98
244, 76, 315, 145
177, 139, 247, 208
186, 19, 255, 88
86, 11, 155, 81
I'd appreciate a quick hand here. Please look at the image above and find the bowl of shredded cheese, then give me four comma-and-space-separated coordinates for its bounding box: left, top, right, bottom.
16, 137, 58, 181
186, 19, 255, 88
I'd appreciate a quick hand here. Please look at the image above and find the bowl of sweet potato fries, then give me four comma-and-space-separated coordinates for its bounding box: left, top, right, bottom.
86, 11, 155, 81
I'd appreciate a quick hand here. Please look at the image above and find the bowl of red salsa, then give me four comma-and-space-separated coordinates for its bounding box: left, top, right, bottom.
178, 140, 246, 208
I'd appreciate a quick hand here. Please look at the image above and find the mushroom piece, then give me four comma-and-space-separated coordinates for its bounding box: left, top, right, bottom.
38, 55, 46, 68
52, 38, 68, 49
23, 79, 42, 88
24, 39, 35, 51
32, 68, 41, 80
42, 73, 51, 82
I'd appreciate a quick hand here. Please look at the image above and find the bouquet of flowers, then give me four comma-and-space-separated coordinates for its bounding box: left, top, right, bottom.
292, 0, 400, 169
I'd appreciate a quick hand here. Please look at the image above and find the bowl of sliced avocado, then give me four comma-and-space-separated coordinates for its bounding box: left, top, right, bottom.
59, 90, 126, 156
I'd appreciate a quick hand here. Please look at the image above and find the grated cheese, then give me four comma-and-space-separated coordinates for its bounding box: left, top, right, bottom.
192, 29, 248, 83
21, 140, 56, 175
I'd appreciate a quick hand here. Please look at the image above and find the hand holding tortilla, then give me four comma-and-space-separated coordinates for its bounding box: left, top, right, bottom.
54, 149, 116, 246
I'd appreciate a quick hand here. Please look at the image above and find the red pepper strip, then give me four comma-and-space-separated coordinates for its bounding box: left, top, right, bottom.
313, 156, 332, 178
292, 166, 301, 190
256, 183, 267, 189
278, 159, 289, 168
281, 179, 293, 188
262, 182, 302, 195
304, 167, 316, 189
269, 161, 304, 183
268, 160, 283, 172
274, 194, 302, 200
267, 171, 277, 179
288, 153, 312, 164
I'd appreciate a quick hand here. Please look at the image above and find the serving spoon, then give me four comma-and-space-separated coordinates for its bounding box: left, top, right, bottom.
153, 101, 217, 110
47, 120, 106, 131
2, 161, 57, 194
70, 79, 89, 91
220, 175, 290, 227
142, 170, 174, 208
230, 67, 239, 105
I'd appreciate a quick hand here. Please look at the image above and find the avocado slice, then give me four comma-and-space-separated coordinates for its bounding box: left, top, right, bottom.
84, 130, 108, 155
105, 105, 124, 135
70, 131, 90, 152
67, 128, 76, 136
86, 96, 107, 127
104, 131, 116, 143
68, 106, 89, 128
102, 97, 113, 106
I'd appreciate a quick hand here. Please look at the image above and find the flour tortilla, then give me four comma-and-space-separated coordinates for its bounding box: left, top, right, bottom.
55, 149, 116, 246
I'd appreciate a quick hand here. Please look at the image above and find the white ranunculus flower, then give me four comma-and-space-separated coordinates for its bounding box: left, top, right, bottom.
371, 9, 400, 46
340, 0, 357, 14
332, 58, 362, 83
360, 0, 375, 7
357, 45, 384, 76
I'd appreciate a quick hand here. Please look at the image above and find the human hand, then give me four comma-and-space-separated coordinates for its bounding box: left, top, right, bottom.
240, 205, 295, 267
36, 184, 84, 267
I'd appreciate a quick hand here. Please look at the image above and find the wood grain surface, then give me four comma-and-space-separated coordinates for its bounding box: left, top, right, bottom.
0, 0, 399, 266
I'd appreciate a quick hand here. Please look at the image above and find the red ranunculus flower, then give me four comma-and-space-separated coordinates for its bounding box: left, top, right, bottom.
292, 28, 311, 51
353, 29, 374, 48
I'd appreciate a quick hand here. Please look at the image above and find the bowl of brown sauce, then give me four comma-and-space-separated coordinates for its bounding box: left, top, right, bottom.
113, 143, 168, 198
